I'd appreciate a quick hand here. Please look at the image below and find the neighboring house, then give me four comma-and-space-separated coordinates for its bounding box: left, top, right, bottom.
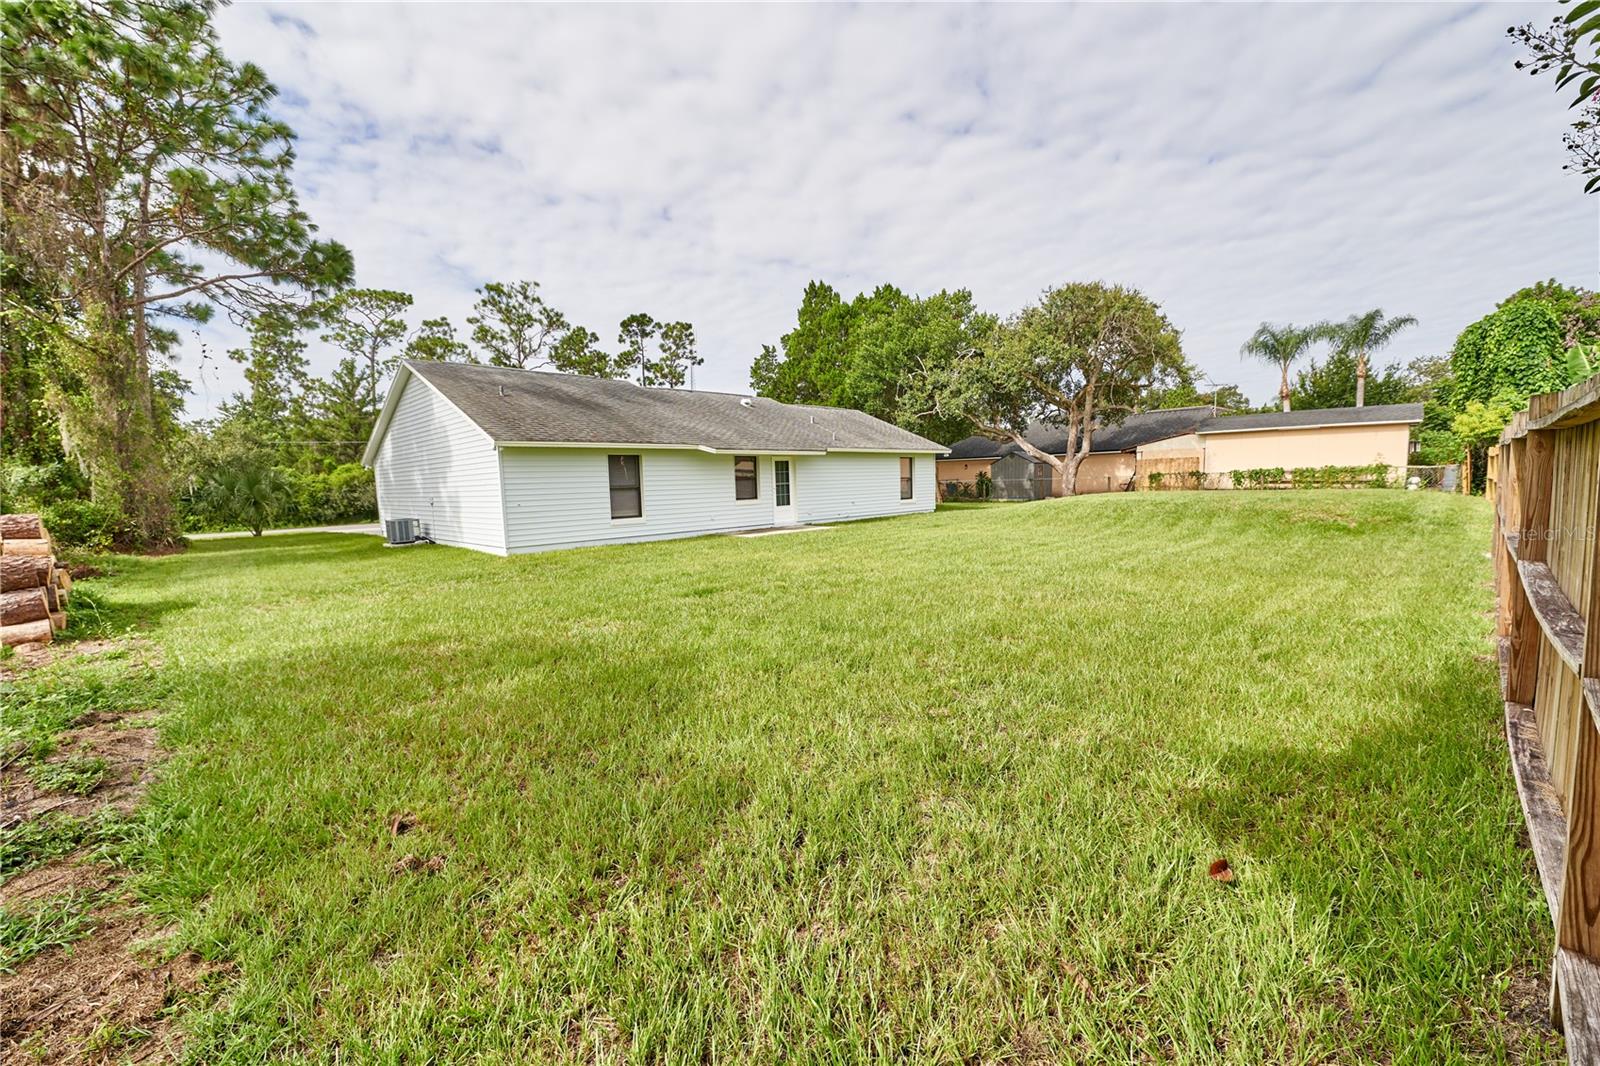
937, 402, 1425, 497
1195, 403, 1422, 481
939, 407, 1218, 497
362, 361, 944, 555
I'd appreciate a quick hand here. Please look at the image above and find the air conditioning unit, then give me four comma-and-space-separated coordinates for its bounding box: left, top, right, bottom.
385, 518, 419, 546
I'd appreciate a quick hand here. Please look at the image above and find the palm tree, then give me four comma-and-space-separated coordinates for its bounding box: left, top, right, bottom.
1326, 309, 1418, 407
1240, 323, 1326, 412
203, 464, 289, 536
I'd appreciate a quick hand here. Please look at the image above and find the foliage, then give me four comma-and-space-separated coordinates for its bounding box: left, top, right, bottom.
1451, 395, 1523, 447
1322, 309, 1418, 407
1288, 350, 1415, 410
615, 312, 659, 384
200, 463, 290, 536
404, 317, 475, 364
315, 289, 413, 412
906, 282, 1184, 495
751, 282, 993, 443
40, 498, 119, 550
468, 280, 569, 371
651, 321, 702, 388
1232, 467, 1287, 490
1510, 0, 1600, 192
1285, 464, 1392, 489
1, 0, 353, 545
1450, 300, 1570, 408
1411, 429, 1465, 466
1146, 471, 1164, 489
1142, 368, 1250, 413
1240, 323, 1331, 412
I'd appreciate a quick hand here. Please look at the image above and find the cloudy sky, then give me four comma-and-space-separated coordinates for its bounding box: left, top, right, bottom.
185, 1, 1596, 417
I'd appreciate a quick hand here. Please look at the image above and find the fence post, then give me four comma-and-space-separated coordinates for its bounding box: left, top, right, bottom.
1508, 431, 1555, 705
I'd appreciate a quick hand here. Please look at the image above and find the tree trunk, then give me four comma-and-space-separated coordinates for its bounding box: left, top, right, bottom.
1280, 366, 1291, 412
1, 555, 53, 590
1355, 350, 1367, 407
0, 587, 50, 625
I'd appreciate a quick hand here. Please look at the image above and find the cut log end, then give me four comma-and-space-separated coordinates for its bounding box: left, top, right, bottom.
0, 555, 53, 592
0, 513, 45, 540
0, 586, 49, 626
0, 539, 53, 558
48, 610, 66, 632
1, 618, 53, 646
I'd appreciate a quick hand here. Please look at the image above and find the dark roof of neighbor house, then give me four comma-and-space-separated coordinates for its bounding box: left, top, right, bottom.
1193, 402, 1424, 434
367, 361, 945, 461
942, 406, 1218, 461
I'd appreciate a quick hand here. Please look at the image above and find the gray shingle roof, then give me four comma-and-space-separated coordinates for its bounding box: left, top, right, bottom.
394, 360, 945, 454
1194, 403, 1423, 434
943, 406, 1217, 460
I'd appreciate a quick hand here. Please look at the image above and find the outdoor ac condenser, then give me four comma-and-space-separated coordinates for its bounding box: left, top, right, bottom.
384, 518, 419, 546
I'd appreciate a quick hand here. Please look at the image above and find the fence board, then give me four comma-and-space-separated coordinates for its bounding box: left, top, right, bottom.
1494, 384, 1600, 1055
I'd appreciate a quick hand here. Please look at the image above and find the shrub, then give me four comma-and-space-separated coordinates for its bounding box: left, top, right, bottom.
40, 499, 118, 551
1232, 467, 1285, 490
1285, 464, 1392, 489
1185, 470, 1207, 490
1146, 471, 1164, 490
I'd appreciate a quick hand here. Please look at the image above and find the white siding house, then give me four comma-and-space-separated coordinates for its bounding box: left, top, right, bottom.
363, 361, 945, 556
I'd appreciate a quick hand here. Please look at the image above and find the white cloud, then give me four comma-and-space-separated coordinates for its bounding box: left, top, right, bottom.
180, 0, 1596, 418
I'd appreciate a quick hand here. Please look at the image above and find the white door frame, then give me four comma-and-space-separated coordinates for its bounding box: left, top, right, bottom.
772, 456, 797, 525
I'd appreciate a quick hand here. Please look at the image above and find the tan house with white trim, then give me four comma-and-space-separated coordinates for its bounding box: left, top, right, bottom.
1195, 404, 1421, 483
939, 403, 1423, 496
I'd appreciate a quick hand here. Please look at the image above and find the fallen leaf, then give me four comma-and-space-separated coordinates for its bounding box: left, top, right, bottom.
1208, 858, 1235, 884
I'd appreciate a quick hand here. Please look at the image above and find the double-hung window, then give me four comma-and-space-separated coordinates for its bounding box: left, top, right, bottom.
734, 456, 758, 500
609, 455, 642, 518
899, 457, 914, 499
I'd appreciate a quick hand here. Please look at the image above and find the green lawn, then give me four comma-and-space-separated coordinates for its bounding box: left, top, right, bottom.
15, 491, 1561, 1061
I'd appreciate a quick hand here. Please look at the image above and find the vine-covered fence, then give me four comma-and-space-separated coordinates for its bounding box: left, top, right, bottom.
1488, 376, 1600, 1057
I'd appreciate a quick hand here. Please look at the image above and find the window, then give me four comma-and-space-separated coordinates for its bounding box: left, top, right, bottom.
734, 456, 758, 500
900, 456, 914, 499
774, 460, 791, 507
608, 454, 642, 518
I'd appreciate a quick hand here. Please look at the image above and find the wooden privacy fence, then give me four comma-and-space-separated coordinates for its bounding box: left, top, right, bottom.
1491, 377, 1600, 1057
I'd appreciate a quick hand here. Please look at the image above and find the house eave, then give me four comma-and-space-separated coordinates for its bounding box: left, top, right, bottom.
1196, 418, 1420, 437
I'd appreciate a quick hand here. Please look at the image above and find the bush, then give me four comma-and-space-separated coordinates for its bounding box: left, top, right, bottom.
1232, 467, 1286, 490
1146, 471, 1164, 490
40, 499, 118, 550
1285, 464, 1391, 489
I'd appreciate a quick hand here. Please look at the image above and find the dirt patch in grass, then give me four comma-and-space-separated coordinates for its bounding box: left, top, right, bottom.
1, 720, 158, 823
0, 859, 119, 907
0, 634, 187, 1063
0, 902, 222, 1064
1, 637, 150, 680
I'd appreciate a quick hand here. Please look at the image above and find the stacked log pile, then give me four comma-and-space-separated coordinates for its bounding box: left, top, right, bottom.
1, 513, 72, 646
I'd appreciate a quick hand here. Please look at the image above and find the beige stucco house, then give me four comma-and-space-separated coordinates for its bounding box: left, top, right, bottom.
938, 403, 1424, 497
1195, 405, 1420, 481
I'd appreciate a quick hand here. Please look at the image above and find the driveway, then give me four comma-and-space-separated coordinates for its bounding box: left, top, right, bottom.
186, 523, 382, 541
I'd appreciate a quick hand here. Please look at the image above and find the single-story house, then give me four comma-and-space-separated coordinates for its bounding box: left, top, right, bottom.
362, 360, 944, 555
939, 406, 1218, 497
937, 402, 1424, 496
1194, 403, 1422, 480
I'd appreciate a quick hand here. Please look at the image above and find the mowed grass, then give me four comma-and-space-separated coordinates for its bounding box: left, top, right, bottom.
89, 491, 1554, 1062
